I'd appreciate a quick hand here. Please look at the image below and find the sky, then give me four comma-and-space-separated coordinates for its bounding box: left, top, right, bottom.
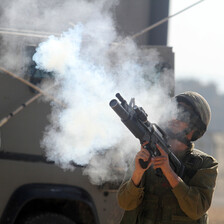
168, 0, 224, 94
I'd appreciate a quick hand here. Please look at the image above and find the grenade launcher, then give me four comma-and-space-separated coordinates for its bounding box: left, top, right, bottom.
109, 93, 185, 178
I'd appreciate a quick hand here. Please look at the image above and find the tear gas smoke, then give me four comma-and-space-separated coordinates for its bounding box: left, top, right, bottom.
1, 0, 178, 184
33, 24, 177, 184
0, 0, 118, 74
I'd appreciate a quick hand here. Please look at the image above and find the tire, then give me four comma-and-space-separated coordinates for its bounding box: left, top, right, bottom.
23, 212, 76, 224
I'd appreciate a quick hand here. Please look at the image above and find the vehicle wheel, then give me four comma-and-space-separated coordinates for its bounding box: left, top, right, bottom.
23, 212, 76, 224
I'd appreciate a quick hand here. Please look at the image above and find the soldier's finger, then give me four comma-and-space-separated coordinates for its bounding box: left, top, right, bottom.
140, 153, 150, 161
137, 156, 149, 162
153, 161, 165, 166
141, 142, 149, 151
141, 148, 150, 156
153, 163, 165, 169
156, 144, 167, 156
136, 152, 149, 161
141, 141, 149, 147
153, 156, 167, 161
153, 165, 160, 169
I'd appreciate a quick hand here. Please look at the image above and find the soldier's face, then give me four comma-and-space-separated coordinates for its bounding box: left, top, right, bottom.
163, 102, 195, 151
166, 101, 192, 133
167, 119, 188, 134
166, 103, 193, 151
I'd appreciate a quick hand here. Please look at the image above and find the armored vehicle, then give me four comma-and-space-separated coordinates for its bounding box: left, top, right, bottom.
0, 36, 174, 223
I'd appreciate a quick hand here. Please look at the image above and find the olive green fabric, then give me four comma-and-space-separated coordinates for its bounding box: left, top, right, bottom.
117, 147, 218, 224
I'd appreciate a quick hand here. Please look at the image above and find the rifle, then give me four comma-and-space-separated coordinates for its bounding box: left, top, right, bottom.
109, 93, 185, 178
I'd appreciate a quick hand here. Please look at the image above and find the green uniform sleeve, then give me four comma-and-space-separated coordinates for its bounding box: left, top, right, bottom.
117, 178, 144, 211
172, 157, 218, 220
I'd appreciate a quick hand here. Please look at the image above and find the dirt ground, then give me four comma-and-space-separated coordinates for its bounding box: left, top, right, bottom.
208, 207, 224, 224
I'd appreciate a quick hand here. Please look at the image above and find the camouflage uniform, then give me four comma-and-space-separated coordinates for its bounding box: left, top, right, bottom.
117, 146, 218, 224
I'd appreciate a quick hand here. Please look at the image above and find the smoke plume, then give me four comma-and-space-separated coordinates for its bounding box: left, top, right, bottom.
33, 25, 176, 184
1, 0, 177, 184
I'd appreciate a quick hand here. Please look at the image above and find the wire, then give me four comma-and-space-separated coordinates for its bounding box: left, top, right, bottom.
129, 0, 205, 40
0, 27, 59, 38
0, 0, 205, 126
0, 93, 41, 127
0, 67, 65, 108
0, 81, 63, 127
0, 1, 205, 41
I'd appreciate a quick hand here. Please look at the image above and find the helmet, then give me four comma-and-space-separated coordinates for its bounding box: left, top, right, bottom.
175, 91, 211, 141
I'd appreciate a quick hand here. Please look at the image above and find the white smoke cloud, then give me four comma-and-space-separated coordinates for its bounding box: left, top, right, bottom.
33, 21, 176, 184
1, 0, 177, 184
0, 0, 118, 73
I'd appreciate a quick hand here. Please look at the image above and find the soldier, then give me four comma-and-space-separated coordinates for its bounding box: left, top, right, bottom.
117, 91, 218, 224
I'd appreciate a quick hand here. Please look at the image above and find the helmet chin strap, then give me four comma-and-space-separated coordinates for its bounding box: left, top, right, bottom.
165, 127, 193, 148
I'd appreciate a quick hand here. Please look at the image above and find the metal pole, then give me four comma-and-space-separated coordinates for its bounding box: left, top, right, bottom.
0, 27, 59, 38
0, 83, 62, 127
0, 93, 41, 127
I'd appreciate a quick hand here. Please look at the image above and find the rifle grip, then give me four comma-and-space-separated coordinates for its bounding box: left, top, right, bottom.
139, 142, 152, 169
139, 159, 163, 177
139, 158, 150, 169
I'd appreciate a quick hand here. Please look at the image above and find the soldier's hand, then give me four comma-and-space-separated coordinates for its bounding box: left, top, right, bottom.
152, 144, 170, 172
134, 142, 152, 173
132, 142, 152, 186
153, 144, 180, 188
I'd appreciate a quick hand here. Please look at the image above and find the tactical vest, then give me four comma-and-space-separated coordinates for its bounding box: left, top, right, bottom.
120, 150, 209, 224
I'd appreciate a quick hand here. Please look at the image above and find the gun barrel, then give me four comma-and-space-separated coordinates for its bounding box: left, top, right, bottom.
115, 93, 126, 103
109, 99, 129, 120
109, 94, 185, 178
